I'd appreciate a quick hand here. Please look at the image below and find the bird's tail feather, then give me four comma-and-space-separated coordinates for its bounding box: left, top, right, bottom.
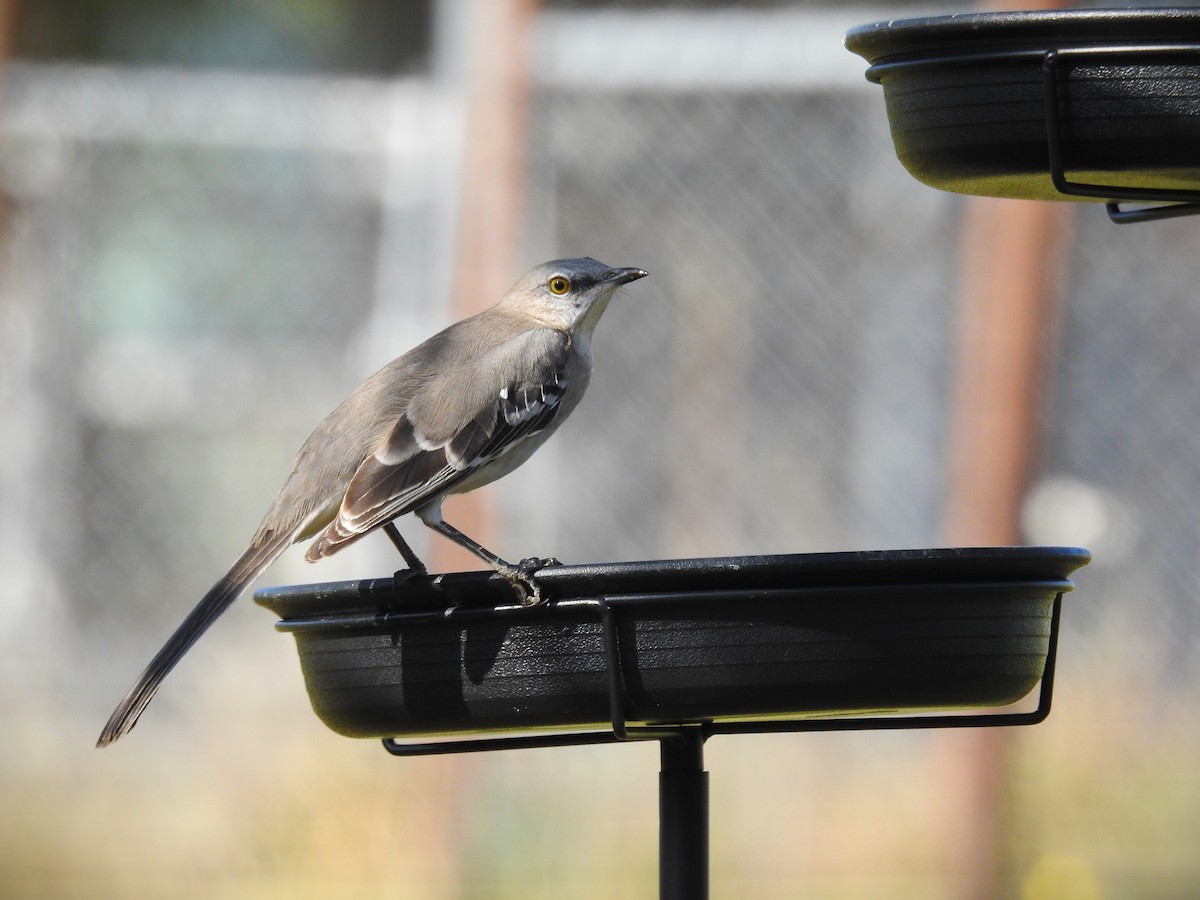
96, 535, 290, 747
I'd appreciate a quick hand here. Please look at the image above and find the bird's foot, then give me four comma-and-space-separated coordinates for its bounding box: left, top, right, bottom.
392, 562, 429, 589
499, 557, 562, 606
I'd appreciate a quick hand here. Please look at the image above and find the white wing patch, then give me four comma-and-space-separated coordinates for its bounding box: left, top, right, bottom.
482, 375, 568, 462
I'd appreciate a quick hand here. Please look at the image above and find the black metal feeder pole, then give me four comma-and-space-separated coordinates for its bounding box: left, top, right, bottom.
659, 727, 709, 900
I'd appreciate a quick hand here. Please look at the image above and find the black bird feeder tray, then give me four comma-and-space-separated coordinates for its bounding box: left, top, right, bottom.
256, 546, 1088, 899
845, 8, 1200, 223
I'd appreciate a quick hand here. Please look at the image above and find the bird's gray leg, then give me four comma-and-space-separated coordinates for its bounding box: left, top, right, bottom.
382, 522, 428, 582
416, 512, 557, 606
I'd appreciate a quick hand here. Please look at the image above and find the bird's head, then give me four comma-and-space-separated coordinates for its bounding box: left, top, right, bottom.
503, 257, 648, 338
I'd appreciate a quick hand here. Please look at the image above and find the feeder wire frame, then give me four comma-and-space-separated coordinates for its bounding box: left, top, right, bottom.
380, 591, 1064, 758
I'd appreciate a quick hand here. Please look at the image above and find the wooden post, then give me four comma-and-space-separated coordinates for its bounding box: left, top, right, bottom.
936, 12, 1077, 897
431, 0, 538, 573
945, 198, 1072, 543
393, 8, 539, 897
940, 194, 1073, 898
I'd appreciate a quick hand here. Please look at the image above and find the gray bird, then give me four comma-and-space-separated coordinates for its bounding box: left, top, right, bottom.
97, 257, 648, 747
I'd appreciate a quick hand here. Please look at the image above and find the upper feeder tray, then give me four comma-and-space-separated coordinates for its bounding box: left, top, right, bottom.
255, 547, 1089, 740
845, 9, 1200, 204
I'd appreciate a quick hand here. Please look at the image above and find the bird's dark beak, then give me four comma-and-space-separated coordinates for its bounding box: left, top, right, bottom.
605, 267, 649, 286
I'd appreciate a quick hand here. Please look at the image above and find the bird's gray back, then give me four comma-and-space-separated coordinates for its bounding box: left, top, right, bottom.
252, 308, 572, 543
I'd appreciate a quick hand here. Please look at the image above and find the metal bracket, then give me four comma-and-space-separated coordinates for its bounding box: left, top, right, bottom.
1041, 46, 1200, 223
381, 592, 1064, 757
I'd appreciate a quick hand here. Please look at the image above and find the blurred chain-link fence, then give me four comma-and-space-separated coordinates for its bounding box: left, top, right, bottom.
3, 3, 1199, 897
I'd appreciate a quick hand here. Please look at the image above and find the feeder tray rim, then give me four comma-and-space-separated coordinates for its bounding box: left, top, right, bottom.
254, 545, 1090, 615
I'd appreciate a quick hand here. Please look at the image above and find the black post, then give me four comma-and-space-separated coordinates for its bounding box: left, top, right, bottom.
659, 727, 708, 900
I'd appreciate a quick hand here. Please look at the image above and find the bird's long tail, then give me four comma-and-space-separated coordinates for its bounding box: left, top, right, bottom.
96, 534, 291, 747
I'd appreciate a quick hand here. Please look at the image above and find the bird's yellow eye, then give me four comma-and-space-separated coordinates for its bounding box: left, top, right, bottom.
548, 275, 571, 295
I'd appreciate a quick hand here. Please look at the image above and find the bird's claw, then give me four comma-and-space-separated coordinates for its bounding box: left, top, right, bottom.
392, 563, 429, 589
500, 557, 562, 606
523, 556, 562, 570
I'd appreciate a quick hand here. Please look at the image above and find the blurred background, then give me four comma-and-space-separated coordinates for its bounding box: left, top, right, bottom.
2, 0, 1198, 896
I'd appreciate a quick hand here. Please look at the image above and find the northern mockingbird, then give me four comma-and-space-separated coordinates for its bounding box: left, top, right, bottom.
98, 257, 648, 747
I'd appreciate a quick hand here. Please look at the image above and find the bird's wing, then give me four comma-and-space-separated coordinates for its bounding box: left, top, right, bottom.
304, 327, 572, 559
